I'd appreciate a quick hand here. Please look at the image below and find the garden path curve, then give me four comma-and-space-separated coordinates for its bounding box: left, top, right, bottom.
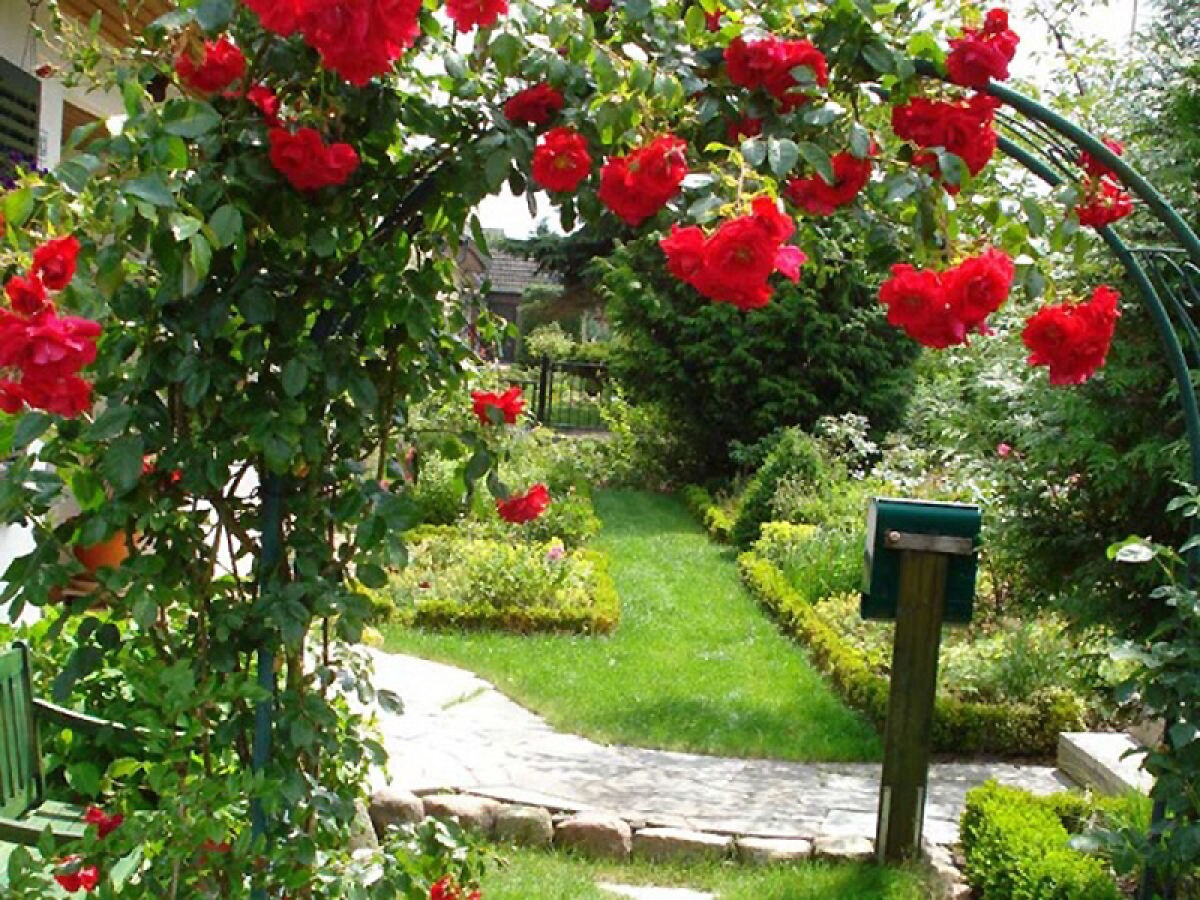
370, 650, 1072, 847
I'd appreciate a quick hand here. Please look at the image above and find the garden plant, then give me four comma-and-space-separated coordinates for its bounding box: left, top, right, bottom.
0, 0, 1196, 896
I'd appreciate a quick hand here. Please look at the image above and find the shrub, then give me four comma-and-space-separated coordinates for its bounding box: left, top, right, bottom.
412, 451, 468, 525
738, 553, 1087, 756
961, 781, 1121, 900
523, 323, 576, 361
387, 535, 618, 633
732, 428, 827, 547
598, 393, 702, 489
681, 485, 737, 543
754, 522, 862, 605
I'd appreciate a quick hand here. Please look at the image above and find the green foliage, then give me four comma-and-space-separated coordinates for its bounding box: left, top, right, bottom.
412, 451, 469, 526
597, 393, 702, 489
387, 534, 619, 633
753, 522, 861, 604
960, 781, 1121, 900
523, 323, 577, 362
738, 554, 1087, 756
732, 428, 827, 547
598, 221, 920, 477
680, 485, 736, 543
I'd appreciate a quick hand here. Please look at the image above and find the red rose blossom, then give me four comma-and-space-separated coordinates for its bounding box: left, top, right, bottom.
293, 0, 423, 85
175, 36, 246, 94
892, 93, 999, 189
5, 274, 47, 315
497, 483, 551, 524
725, 115, 762, 144
531, 128, 592, 193
243, 0, 301, 35
597, 136, 689, 226
247, 84, 282, 126
54, 856, 100, 893
16, 374, 92, 417
1075, 177, 1133, 229
0, 310, 102, 379
946, 7, 1020, 88
84, 806, 124, 839
586, 0, 612, 10
446, 0, 508, 31
31, 235, 81, 290
1078, 137, 1125, 180
725, 35, 828, 110
268, 127, 360, 192
662, 198, 805, 310
942, 247, 1014, 335
878, 264, 963, 349
1023, 284, 1120, 385
705, 8, 722, 30
503, 83, 565, 126
471, 386, 525, 424
785, 151, 872, 216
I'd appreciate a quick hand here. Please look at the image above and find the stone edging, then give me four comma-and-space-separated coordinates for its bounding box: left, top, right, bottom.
368, 786, 969, 899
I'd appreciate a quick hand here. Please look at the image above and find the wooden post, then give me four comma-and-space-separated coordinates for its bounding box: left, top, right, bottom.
876, 549, 948, 863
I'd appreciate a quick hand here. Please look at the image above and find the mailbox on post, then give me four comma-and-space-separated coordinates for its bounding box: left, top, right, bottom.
864, 497, 981, 866
862, 498, 981, 624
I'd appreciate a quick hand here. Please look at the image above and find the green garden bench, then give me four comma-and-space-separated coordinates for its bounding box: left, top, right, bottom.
0, 641, 135, 847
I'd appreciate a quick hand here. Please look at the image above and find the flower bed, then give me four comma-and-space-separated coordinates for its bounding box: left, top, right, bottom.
738, 552, 1086, 756
385, 533, 619, 634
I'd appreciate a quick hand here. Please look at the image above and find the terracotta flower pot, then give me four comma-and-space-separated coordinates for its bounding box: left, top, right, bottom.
73, 530, 130, 572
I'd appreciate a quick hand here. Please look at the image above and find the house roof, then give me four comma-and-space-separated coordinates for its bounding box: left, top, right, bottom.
59, 0, 174, 49
485, 252, 556, 295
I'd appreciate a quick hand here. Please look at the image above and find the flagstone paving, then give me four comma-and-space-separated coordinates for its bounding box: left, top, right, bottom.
371, 651, 1073, 847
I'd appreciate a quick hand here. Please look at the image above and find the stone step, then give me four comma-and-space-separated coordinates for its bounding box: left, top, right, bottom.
1057, 732, 1153, 796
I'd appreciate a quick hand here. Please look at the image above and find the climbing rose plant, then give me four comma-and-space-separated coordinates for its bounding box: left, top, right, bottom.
0, 0, 1149, 894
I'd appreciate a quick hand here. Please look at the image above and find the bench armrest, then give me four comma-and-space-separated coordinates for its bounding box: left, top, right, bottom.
32, 698, 142, 748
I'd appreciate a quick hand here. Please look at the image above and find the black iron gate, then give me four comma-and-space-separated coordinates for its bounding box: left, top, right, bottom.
513, 356, 611, 431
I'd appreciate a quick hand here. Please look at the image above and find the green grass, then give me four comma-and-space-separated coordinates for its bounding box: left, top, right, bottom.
478, 846, 929, 899
382, 489, 881, 762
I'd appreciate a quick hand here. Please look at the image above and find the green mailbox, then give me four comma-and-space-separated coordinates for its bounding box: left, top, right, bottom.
861, 497, 981, 624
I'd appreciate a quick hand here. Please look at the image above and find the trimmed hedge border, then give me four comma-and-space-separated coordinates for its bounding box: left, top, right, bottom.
398, 548, 620, 635
960, 781, 1120, 899
680, 485, 734, 544
738, 552, 1086, 757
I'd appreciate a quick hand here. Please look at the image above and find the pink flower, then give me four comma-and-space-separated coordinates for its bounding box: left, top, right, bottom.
996, 442, 1012, 458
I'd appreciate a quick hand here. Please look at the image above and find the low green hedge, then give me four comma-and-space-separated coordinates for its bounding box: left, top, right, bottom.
960, 781, 1121, 899
680, 485, 735, 544
738, 552, 1085, 756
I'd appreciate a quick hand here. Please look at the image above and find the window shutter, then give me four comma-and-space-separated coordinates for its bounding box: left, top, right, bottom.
0, 57, 41, 165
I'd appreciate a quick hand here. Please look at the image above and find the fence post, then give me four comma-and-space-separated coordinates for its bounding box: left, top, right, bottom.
537, 355, 550, 423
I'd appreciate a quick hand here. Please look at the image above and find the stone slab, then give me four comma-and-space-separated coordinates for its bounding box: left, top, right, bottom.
556, 812, 633, 860
422, 794, 500, 834
813, 834, 875, 862
494, 805, 554, 847
633, 827, 733, 862
735, 836, 813, 864
1058, 732, 1153, 796
598, 885, 715, 900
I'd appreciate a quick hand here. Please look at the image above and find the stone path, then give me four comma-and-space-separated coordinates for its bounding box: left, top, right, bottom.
371, 651, 1073, 847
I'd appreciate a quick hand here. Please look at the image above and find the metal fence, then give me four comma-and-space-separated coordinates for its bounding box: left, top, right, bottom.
512, 357, 611, 431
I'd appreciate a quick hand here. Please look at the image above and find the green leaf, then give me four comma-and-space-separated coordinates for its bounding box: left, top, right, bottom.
861, 42, 895, 74
153, 135, 190, 170
766, 139, 800, 178
489, 33, 521, 75
282, 359, 308, 397
240, 288, 275, 324
11, 412, 51, 451
69, 470, 107, 511
907, 31, 946, 66
483, 147, 512, 191
109, 848, 144, 891
1169, 721, 1198, 748
464, 447, 493, 484
796, 142, 834, 184
186, 233, 213, 291
624, 0, 651, 20
196, 0, 234, 31
132, 596, 158, 628
741, 139, 766, 168
683, 4, 705, 37
124, 174, 176, 208
347, 373, 378, 410
86, 404, 133, 441
849, 122, 872, 159
356, 563, 388, 590
170, 213, 203, 242
3, 188, 34, 229
66, 762, 101, 798
209, 204, 243, 248
469, 215, 490, 258
102, 434, 146, 495
1022, 198, 1046, 236
934, 149, 968, 188
121, 78, 144, 117
163, 101, 222, 138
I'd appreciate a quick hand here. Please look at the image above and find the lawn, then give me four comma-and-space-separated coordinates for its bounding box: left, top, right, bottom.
478, 846, 929, 899
382, 489, 882, 762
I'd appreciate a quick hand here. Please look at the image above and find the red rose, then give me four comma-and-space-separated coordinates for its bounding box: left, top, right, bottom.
175, 36, 246, 94
1023, 284, 1121, 385
942, 248, 1014, 334
725, 115, 762, 144
1078, 137, 1124, 180
243, 0, 301, 35
471, 386, 524, 424
83, 806, 124, 839
705, 8, 722, 30
597, 136, 688, 226
294, 0, 422, 85
586, 0, 612, 10
1075, 177, 1133, 229
268, 128, 360, 192
892, 93, 998, 188
1, 311, 101, 379
785, 151, 872, 216
660, 225, 707, 282
503, 83, 565, 126
946, 7, 1020, 88
247, 84, 282, 126
446, 0, 508, 31
878, 264, 963, 349
531, 128, 591, 193
54, 856, 100, 893
5, 274, 47, 315
725, 35, 828, 110
497, 484, 551, 524
31, 235, 81, 290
